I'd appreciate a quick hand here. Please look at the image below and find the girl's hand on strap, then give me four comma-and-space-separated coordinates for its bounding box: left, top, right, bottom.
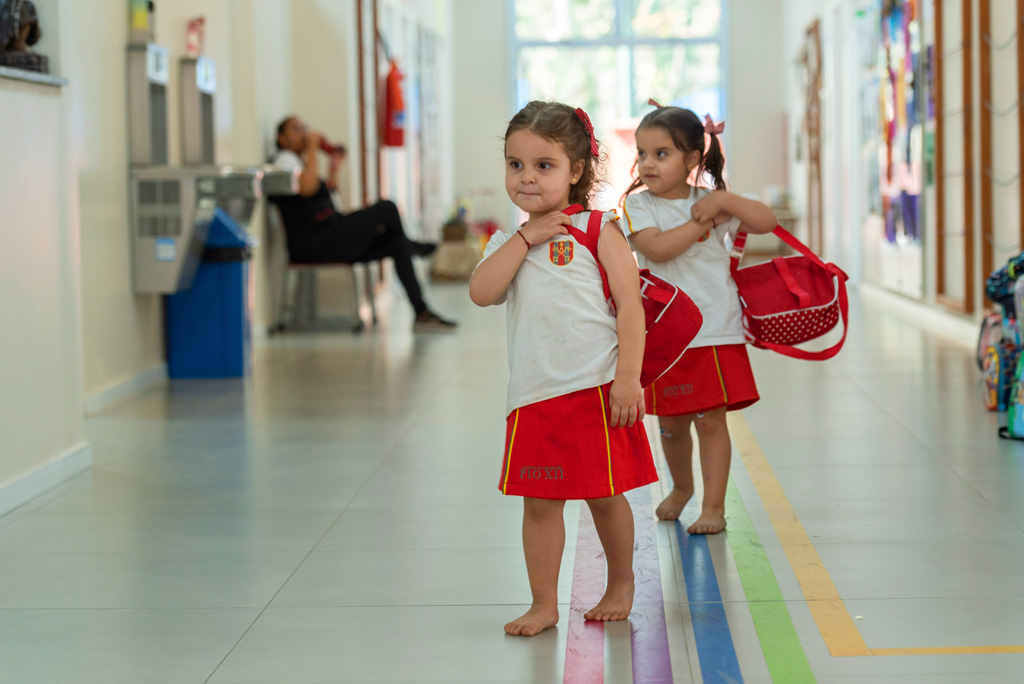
519, 211, 571, 246
691, 190, 732, 227
609, 378, 645, 428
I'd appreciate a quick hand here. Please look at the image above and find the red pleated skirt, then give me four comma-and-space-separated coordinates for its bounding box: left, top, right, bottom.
498, 383, 658, 500
645, 344, 759, 416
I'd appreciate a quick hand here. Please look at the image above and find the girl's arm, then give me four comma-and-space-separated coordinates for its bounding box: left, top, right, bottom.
629, 218, 715, 263
598, 222, 645, 428
469, 211, 570, 307
692, 191, 777, 235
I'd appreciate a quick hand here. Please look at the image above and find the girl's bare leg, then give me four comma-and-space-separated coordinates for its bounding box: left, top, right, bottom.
688, 407, 730, 534
656, 415, 695, 520
583, 494, 634, 621
505, 497, 566, 636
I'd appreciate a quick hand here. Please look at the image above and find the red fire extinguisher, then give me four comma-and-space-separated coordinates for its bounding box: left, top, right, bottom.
383, 60, 405, 147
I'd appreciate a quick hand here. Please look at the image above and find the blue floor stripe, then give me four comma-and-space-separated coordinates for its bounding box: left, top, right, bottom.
675, 521, 744, 684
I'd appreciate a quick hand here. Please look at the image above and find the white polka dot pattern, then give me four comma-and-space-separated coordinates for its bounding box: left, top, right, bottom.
746, 303, 841, 346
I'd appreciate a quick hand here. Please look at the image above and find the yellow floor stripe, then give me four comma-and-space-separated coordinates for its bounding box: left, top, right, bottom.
731, 413, 872, 657
730, 412, 1024, 657
597, 388, 614, 495
502, 409, 520, 494
871, 646, 1024, 656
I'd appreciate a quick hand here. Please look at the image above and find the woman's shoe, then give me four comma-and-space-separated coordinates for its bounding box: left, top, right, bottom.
413, 310, 457, 332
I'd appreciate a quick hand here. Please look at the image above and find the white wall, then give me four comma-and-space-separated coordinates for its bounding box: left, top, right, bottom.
0, 2, 89, 505
726, 0, 787, 198
289, 0, 359, 209
74, 2, 165, 402
451, 0, 511, 229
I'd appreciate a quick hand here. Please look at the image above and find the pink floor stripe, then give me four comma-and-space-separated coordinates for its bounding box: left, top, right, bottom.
626, 488, 674, 683
564, 503, 605, 684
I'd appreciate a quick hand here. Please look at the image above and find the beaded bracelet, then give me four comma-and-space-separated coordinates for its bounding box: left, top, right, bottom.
517, 231, 532, 249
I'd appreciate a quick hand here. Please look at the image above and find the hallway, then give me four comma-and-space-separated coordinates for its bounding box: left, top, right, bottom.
1, 283, 1022, 683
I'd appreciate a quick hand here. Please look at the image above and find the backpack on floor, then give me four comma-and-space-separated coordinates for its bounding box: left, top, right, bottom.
1000, 354, 1024, 439
983, 340, 1020, 412
977, 311, 1004, 371
562, 205, 704, 388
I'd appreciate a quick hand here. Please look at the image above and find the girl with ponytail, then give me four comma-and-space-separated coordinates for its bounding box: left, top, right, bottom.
621, 103, 777, 535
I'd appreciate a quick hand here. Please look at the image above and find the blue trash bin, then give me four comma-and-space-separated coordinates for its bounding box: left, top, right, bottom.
165, 208, 256, 378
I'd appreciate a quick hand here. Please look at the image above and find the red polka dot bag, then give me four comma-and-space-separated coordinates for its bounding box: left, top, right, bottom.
729, 226, 849, 361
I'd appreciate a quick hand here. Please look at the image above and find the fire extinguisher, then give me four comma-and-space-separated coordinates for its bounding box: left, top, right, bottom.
383, 60, 405, 147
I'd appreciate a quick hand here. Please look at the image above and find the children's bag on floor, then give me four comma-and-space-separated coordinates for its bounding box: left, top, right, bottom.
977, 311, 1005, 370
730, 226, 849, 360
562, 205, 703, 388
999, 354, 1024, 439
984, 339, 1020, 412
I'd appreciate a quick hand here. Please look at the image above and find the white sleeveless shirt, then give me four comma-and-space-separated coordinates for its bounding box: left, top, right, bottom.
623, 189, 744, 347
481, 211, 620, 416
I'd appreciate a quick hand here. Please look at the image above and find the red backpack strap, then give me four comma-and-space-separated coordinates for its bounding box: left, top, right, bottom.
564, 209, 612, 301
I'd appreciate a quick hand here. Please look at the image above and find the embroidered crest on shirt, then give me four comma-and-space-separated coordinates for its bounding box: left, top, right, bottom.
550, 241, 574, 266
697, 230, 711, 243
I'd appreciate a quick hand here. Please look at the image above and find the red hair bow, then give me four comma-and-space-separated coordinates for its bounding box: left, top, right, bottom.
574, 107, 599, 157
703, 114, 725, 135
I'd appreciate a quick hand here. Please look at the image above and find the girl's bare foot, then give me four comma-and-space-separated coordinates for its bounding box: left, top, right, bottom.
656, 487, 693, 521
504, 604, 559, 636
584, 580, 634, 622
687, 509, 726, 535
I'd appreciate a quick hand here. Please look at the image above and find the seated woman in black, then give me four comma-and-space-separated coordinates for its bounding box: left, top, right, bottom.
271, 116, 456, 332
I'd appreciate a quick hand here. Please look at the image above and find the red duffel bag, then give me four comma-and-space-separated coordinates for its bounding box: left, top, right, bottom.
564, 205, 703, 387
730, 226, 849, 361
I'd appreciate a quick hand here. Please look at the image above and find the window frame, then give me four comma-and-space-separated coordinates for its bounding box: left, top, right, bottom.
506, 0, 731, 127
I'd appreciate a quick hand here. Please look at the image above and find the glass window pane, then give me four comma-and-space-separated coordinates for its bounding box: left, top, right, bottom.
516, 46, 622, 122
632, 43, 722, 120
630, 0, 721, 39
515, 0, 616, 41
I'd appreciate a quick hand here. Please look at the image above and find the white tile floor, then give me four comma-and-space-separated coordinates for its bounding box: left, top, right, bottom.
1, 279, 1023, 683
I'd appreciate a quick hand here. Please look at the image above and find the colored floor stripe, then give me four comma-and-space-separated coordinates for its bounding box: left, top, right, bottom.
725, 482, 817, 683
675, 522, 745, 684
729, 412, 1024, 657
728, 413, 869, 658
625, 488, 673, 683
564, 503, 605, 684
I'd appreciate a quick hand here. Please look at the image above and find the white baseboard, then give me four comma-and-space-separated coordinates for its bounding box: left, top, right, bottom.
0, 441, 92, 517
85, 363, 167, 417
859, 283, 977, 348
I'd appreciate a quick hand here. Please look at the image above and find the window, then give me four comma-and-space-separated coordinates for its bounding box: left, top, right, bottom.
510, 0, 727, 206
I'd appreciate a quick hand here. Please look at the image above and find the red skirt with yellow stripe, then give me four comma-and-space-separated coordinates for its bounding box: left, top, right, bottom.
645, 344, 759, 416
499, 383, 658, 500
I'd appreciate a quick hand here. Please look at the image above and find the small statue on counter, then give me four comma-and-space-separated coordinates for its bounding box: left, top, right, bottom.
0, 0, 49, 74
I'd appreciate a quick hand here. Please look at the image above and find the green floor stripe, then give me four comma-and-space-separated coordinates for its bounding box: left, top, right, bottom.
726, 481, 817, 683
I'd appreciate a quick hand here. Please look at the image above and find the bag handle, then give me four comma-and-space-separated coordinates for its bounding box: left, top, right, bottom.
731, 226, 845, 282
773, 257, 811, 308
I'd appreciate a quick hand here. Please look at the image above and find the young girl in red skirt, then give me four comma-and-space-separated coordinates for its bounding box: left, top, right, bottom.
622, 105, 777, 535
469, 101, 657, 637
